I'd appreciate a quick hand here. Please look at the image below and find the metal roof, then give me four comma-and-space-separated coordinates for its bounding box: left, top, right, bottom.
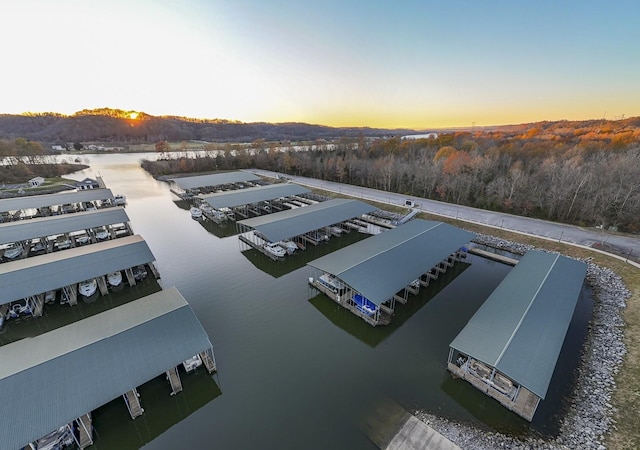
307, 220, 474, 305
0, 235, 155, 304
0, 189, 114, 212
200, 183, 310, 209
171, 171, 260, 190
0, 207, 130, 245
0, 286, 212, 450
237, 198, 375, 242
449, 250, 587, 399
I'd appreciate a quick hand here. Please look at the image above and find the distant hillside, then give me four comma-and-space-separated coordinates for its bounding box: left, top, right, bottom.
0, 108, 415, 144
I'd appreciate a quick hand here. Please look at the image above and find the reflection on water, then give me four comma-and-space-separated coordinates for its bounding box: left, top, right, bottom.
309, 263, 470, 347
91, 370, 221, 450
48, 154, 594, 448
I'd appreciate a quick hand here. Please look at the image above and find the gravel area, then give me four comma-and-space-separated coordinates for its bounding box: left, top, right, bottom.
414, 235, 629, 450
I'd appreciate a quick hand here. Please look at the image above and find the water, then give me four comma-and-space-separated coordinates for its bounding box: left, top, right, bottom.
57, 153, 592, 449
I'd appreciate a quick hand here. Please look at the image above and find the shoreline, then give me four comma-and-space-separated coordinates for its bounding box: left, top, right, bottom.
413, 234, 627, 450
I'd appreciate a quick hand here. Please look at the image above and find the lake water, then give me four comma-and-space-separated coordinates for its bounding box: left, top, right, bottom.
59, 153, 592, 449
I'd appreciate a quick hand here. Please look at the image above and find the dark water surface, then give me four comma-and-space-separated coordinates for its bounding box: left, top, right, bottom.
61, 154, 592, 449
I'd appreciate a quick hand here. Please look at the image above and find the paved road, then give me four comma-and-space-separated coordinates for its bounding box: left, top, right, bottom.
249, 169, 640, 263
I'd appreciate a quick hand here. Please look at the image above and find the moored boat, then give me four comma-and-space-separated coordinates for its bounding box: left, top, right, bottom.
107, 271, 123, 287
132, 265, 147, 281
3, 242, 24, 259
264, 242, 286, 258
182, 354, 203, 373
78, 279, 98, 297
114, 194, 127, 206
278, 240, 298, 254
190, 207, 203, 219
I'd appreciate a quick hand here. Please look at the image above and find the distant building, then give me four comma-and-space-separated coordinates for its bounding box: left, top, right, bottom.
75, 178, 100, 190
29, 177, 45, 187
51, 145, 65, 151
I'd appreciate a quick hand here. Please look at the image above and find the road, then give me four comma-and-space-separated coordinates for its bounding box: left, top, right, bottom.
248, 169, 640, 264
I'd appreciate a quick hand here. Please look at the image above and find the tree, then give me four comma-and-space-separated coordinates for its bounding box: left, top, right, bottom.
73, 142, 83, 151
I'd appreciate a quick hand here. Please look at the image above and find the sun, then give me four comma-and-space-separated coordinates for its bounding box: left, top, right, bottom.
128, 112, 139, 120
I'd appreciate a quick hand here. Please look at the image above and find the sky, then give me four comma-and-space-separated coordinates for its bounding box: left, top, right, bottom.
2, 0, 639, 129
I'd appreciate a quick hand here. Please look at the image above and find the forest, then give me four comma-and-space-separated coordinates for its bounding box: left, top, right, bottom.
0, 109, 412, 143
142, 117, 640, 233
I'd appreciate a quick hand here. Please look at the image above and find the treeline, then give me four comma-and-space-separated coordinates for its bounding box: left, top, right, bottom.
143, 126, 640, 232
0, 108, 412, 143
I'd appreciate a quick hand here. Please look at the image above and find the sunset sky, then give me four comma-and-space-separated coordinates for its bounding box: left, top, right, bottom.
2, 0, 639, 129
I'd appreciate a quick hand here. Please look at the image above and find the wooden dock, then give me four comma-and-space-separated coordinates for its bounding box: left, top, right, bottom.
76, 413, 93, 449
467, 247, 519, 265
166, 367, 183, 395
123, 388, 144, 419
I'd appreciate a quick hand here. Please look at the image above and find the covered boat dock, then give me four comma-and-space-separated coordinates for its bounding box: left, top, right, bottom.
170, 171, 261, 196
0, 188, 116, 220
0, 235, 160, 316
308, 219, 474, 326
236, 198, 376, 258
447, 250, 587, 421
0, 207, 132, 259
0, 287, 216, 450
199, 183, 311, 221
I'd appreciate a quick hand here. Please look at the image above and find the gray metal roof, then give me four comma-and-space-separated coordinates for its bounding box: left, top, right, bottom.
449, 250, 587, 399
237, 198, 375, 242
0, 286, 212, 450
0, 207, 130, 245
200, 183, 310, 209
0, 235, 155, 304
308, 220, 474, 305
171, 171, 260, 190
0, 189, 114, 212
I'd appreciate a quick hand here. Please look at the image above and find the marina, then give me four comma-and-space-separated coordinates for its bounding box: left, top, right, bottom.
0, 154, 595, 448
0, 173, 217, 449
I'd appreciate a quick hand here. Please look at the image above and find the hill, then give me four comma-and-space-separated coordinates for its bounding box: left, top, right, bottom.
0, 108, 415, 143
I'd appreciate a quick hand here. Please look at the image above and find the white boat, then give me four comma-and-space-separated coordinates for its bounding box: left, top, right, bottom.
78, 279, 98, 297
264, 242, 286, 258
34, 425, 74, 450
318, 274, 347, 295
9, 298, 35, 318
92, 226, 110, 241
72, 232, 90, 245
182, 354, 203, 373
190, 207, 203, 219
3, 242, 24, 259
330, 226, 343, 235
45, 290, 57, 304
54, 235, 71, 250
107, 271, 123, 287
278, 240, 298, 254
114, 194, 127, 206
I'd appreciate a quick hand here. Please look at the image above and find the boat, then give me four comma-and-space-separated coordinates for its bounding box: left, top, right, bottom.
92, 226, 110, 241
45, 290, 57, 304
82, 201, 97, 211
190, 207, 203, 219
352, 294, 377, 317
72, 232, 90, 245
3, 242, 24, 259
9, 299, 34, 318
132, 265, 147, 281
329, 226, 343, 235
30, 239, 47, 254
113, 194, 127, 206
263, 242, 286, 258
107, 271, 123, 287
54, 235, 71, 250
318, 274, 346, 295
182, 354, 203, 373
278, 240, 298, 254
34, 425, 74, 450
78, 279, 98, 297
